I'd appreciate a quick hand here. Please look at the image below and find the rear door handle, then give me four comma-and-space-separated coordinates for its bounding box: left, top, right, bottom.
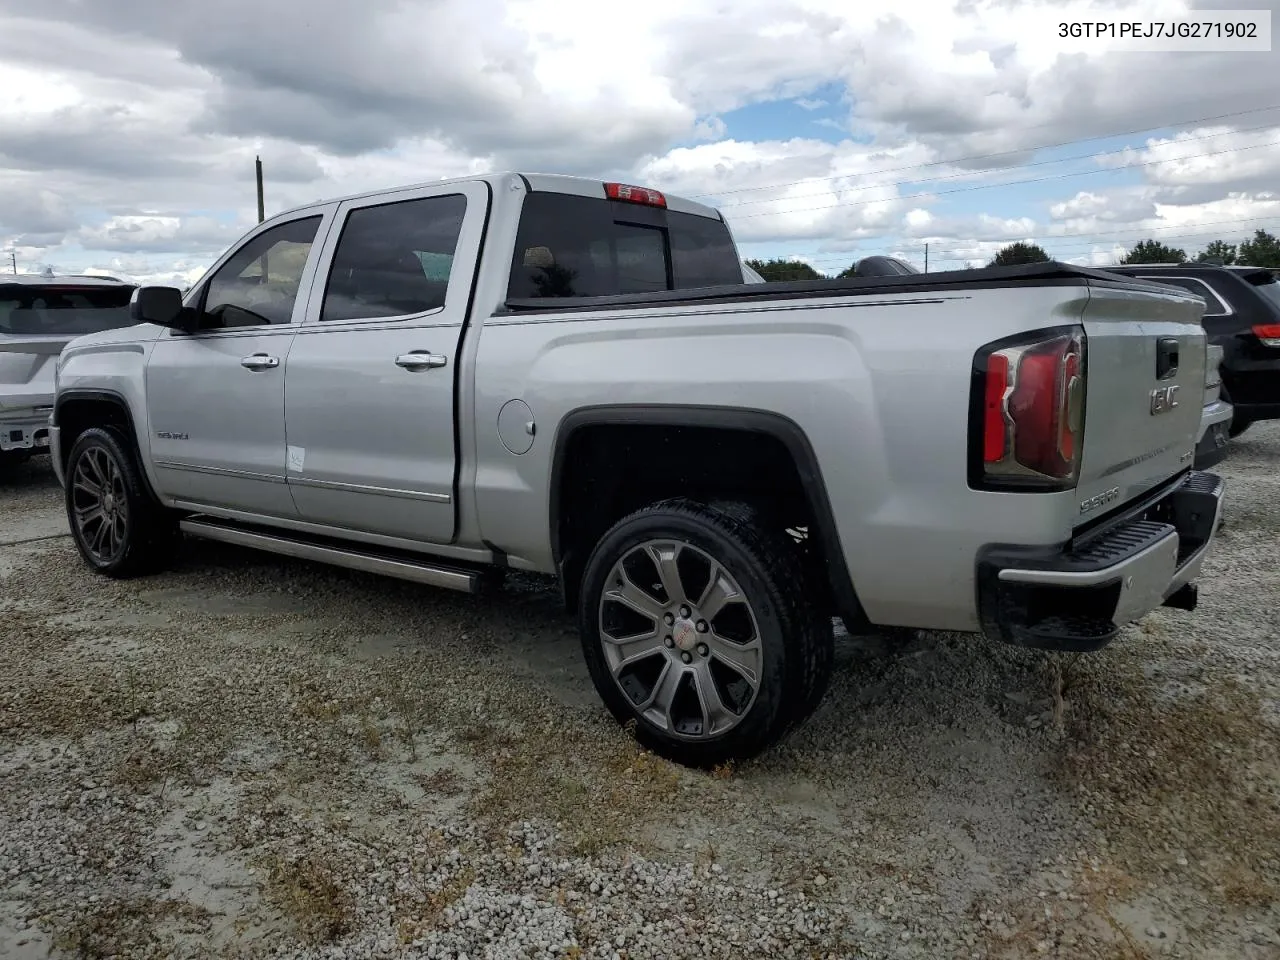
240, 353, 280, 370
395, 351, 447, 371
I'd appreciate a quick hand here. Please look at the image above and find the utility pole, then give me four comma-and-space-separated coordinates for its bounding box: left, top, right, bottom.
924, 243, 929, 273
255, 155, 265, 223
8, 250, 16, 275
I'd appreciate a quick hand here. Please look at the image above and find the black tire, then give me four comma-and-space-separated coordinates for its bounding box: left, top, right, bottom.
578, 497, 834, 767
64, 426, 180, 578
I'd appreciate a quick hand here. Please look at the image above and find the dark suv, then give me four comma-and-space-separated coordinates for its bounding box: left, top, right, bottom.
1106, 264, 1280, 438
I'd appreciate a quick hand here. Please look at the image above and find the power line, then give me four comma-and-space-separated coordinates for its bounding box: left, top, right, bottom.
724, 137, 1280, 222
687, 101, 1280, 201
715, 120, 1280, 210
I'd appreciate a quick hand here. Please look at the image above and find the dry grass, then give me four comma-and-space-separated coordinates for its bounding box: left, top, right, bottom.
418, 767, 467, 796
465, 719, 687, 855
395, 865, 476, 944
262, 853, 354, 945
51, 898, 212, 960
1054, 665, 1280, 907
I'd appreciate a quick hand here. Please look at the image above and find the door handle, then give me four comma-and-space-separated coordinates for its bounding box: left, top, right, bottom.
395, 351, 447, 371
240, 354, 280, 370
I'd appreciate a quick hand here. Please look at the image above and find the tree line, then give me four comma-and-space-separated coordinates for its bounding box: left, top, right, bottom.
745, 228, 1280, 281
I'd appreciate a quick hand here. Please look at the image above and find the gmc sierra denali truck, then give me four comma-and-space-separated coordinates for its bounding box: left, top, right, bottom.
50, 173, 1226, 766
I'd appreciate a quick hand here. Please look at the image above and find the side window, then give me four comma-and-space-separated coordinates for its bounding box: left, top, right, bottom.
1138, 276, 1230, 316
200, 216, 322, 329
320, 194, 467, 322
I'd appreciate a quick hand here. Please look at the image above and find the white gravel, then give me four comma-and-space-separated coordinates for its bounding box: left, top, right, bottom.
1, 427, 1278, 959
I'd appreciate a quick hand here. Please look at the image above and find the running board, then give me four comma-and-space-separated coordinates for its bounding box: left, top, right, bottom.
178, 517, 482, 593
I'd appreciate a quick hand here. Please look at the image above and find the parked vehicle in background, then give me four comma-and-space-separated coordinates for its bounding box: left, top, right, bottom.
1107, 264, 1280, 439
50, 172, 1225, 765
1, 275, 137, 468
1196, 343, 1232, 468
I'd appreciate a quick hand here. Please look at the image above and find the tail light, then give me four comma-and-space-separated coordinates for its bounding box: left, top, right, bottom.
1253, 323, 1280, 348
971, 327, 1086, 491
604, 182, 667, 208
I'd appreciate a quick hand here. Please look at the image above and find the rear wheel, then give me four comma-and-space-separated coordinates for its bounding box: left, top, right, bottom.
65, 427, 179, 578
578, 497, 833, 767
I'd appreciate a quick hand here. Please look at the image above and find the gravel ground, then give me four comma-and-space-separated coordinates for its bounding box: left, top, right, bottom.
1, 429, 1278, 960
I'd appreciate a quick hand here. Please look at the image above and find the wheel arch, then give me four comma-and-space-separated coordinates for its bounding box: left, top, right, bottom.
55, 389, 145, 479
547, 403, 869, 630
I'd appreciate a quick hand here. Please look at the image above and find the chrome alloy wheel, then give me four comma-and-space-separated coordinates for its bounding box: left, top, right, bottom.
70, 445, 129, 563
597, 539, 763, 740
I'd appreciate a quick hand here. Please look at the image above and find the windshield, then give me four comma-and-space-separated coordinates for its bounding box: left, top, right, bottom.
0, 284, 137, 337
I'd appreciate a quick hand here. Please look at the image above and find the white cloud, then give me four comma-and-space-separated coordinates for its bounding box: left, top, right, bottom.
2, 0, 1280, 278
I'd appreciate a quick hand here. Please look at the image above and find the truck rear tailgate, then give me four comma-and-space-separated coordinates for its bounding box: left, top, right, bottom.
1074, 279, 1207, 526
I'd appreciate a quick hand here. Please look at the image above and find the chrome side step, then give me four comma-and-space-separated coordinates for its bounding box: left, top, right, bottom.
178, 518, 481, 594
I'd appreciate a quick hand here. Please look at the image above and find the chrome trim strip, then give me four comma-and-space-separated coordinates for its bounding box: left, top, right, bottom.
153, 460, 285, 484
178, 519, 480, 593
287, 475, 451, 503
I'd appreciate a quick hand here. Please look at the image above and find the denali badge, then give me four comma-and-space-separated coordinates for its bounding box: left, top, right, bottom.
1149, 384, 1179, 415
1080, 486, 1121, 514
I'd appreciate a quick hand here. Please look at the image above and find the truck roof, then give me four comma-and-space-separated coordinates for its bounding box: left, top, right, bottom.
270, 171, 725, 225
2, 274, 133, 287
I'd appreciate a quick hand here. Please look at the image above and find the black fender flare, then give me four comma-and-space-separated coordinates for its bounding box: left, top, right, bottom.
547, 403, 869, 629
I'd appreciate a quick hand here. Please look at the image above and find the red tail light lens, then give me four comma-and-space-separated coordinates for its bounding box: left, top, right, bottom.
1253, 323, 1280, 347
604, 182, 667, 208
973, 328, 1086, 490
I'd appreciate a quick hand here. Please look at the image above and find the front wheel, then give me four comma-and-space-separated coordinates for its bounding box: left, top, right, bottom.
578, 498, 833, 767
64, 427, 179, 578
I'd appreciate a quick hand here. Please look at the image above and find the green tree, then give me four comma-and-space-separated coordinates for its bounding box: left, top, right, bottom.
1195, 240, 1237, 265
745, 258, 823, 282
1237, 229, 1280, 268
989, 242, 1050, 266
1121, 239, 1186, 264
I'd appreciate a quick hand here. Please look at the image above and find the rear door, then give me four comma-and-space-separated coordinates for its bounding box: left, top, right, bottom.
1073, 279, 1207, 525
283, 181, 488, 544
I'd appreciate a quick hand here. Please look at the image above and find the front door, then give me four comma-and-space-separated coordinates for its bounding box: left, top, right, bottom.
283, 182, 489, 543
146, 211, 331, 518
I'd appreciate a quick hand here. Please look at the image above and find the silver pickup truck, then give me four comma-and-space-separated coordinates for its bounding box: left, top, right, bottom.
50, 172, 1226, 766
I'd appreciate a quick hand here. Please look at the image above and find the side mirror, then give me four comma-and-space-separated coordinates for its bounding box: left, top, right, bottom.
130, 286, 188, 329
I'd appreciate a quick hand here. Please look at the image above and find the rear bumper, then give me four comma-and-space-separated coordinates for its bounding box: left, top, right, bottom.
0, 410, 54, 454
1195, 399, 1234, 469
978, 470, 1225, 652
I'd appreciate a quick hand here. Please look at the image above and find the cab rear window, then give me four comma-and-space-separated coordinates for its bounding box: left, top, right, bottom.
0, 284, 136, 337
508, 192, 743, 299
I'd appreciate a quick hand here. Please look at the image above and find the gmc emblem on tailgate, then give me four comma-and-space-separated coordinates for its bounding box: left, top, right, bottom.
1150, 384, 1180, 415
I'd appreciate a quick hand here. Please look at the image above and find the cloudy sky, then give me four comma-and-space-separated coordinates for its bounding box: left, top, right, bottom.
1, 0, 1278, 283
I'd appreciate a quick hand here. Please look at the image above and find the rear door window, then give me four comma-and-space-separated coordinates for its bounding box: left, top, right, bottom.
321, 194, 467, 322
508, 192, 743, 299
0, 284, 136, 337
